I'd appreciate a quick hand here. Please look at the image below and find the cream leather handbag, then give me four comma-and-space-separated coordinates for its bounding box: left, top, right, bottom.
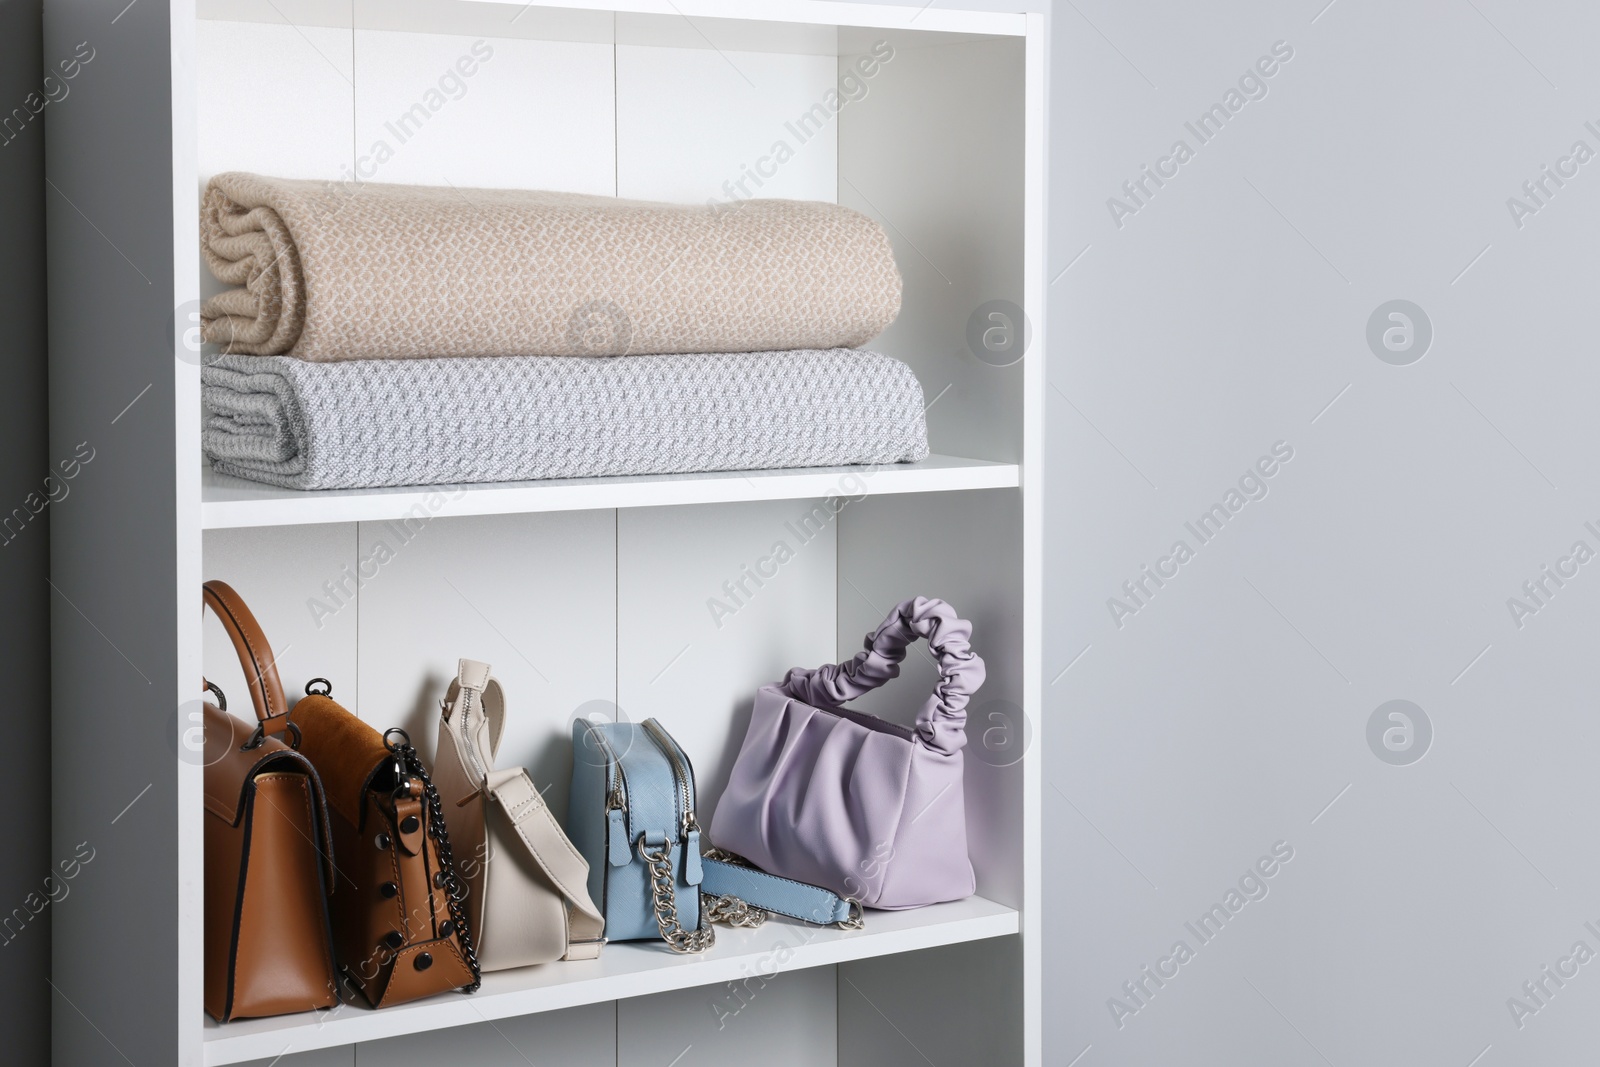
433, 659, 604, 970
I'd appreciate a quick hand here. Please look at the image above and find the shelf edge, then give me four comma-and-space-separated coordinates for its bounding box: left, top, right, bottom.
200, 458, 1022, 529
202, 902, 1018, 1065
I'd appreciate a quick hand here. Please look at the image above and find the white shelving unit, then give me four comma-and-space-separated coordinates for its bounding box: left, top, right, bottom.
47, 1, 1044, 1065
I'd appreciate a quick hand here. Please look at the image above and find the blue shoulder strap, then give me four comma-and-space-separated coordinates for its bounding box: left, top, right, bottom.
701, 853, 862, 927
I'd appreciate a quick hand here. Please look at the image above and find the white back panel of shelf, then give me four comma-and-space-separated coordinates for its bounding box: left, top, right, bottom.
195, 19, 354, 182
353, 0, 616, 43
354, 510, 617, 825
617, 12, 838, 55
616, 44, 837, 203
236, 1045, 351, 1067
617, 500, 837, 820
619, 964, 835, 1066
838, 35, 1025, 464
357, 998, 614, 1066
203, 523, 362, 714
352, 30, 615, 193
195, 18, 354, 307
839, 938, 1023, 1066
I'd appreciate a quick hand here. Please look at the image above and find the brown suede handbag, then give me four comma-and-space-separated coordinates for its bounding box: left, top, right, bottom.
202, 580, 338, 1023
292, 682, 482, 1006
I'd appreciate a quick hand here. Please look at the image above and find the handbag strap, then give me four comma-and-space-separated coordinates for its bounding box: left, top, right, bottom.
701, 851, 863, 928
386, 729, 482, 993
202, 579, 292, 739
485, 768, 607, 959
779, 596, 986, 756
440, 658, 507, 770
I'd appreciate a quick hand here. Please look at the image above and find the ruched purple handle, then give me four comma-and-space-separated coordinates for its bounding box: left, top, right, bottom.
712, 596, 984, 906
779, 597, 986, 755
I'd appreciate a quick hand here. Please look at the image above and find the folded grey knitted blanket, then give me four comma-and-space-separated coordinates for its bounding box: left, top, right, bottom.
202, 349, 930, 490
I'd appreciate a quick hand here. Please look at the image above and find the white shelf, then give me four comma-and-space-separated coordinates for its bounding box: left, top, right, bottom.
451, 0, 1029, 37
201, 894, 1018, 1065
200, 454, 1021, 529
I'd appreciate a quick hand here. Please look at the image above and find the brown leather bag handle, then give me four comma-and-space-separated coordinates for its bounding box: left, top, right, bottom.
203, 580, 289, 734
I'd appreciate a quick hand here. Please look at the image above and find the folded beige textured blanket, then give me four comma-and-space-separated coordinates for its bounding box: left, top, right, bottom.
199, 172, 902, 361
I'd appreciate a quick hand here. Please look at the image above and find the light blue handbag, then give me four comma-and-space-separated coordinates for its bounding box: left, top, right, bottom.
567, 718, 861, 953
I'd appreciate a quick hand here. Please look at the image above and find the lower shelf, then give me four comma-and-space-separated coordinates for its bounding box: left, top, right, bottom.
201, 894, 1017, 1065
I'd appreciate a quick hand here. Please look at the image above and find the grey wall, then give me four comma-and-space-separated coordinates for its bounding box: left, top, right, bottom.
1046, 1, 1600, 1064
0, 1, 52, 1063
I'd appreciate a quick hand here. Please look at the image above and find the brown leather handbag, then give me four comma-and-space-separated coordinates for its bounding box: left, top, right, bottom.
202, 580, 338, 1023
292, 682, 482, 1006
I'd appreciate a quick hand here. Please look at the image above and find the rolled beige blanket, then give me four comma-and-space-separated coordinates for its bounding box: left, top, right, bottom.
199, 173, 902, 360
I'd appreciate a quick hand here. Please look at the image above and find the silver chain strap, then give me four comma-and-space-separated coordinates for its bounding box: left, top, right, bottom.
706, 893, 770, 928
640, 837, 767, 953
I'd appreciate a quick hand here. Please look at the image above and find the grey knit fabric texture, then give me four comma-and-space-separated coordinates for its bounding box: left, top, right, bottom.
202, 349, 930, 490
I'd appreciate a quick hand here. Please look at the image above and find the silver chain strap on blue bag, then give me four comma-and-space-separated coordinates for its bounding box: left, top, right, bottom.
566, 718, 860, 954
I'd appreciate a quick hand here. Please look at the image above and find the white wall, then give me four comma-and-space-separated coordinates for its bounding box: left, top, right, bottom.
1045, 1, 1600, 1064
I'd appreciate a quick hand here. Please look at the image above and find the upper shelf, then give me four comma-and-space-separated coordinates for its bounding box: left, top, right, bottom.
201, 454, 1020, 528
201, 893, 1018, 1065
197, 0, 1027, 48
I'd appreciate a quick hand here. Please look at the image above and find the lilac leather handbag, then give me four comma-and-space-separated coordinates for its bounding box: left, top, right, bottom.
710, 597, 985, 909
